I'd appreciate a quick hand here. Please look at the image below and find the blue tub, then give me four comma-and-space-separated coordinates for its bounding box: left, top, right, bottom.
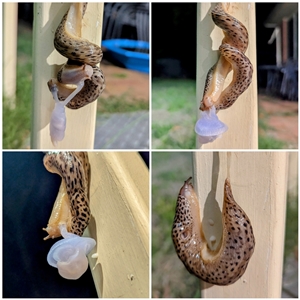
102, 39, 149, 73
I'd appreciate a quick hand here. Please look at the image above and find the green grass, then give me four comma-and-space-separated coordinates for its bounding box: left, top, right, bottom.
152, 152, 200, 298
152, 79, 196, 149
97, 94, 148, 113
152, 81, 293, 150
3, 24, 148, 149
258, 102, 288, 149
112, 72, 127, 78
3, 25, 32, 149
152, 152, 298, 297
152, 79, 196, 111
258, 135, 287, 149
284, 192, 298, 259
152, 124, 173, 139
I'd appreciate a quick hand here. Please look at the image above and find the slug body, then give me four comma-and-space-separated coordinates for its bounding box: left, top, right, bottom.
195, 3, 253, 143
172, 177, 255, 285
48, 3, 105, 145
43, 151, 91, 239
43, 152, 95, 280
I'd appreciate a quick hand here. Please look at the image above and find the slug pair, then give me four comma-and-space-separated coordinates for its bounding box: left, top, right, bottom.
195, 3, 253, 144
172, 177, 255, 285
43, 152, 96, 280
48, 3, 105, 146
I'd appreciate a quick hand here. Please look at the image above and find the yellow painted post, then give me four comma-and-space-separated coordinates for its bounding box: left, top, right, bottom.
193, 152, 288, 297
31, 3, 104, 149
196, 3, 258, 149
85, 152, 149, 297
3, 2, 18, 107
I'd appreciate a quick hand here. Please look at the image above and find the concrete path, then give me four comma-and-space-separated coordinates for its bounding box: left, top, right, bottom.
94, 110, 149, 149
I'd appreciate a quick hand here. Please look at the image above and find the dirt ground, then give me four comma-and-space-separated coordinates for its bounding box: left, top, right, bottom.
258, 94, 298, 149
100, 59, 149, 101
97, 63, 298, 149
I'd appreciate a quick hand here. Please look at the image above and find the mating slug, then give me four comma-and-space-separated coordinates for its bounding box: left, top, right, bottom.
172, 177, 255, 285
48, 3, 105, 146
43, 151, 96, 280
195, 3, 253, 143
47, 223, 96, 280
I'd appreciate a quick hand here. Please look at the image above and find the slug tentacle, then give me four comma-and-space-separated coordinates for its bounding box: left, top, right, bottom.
43, 152, 94, 280
172, 177, 255, 286
196, 3, 253, 143
43, 152, 91, 238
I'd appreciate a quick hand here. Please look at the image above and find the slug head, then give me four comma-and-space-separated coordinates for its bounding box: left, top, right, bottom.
195, 106, 228, 144
47, 224, 96, 280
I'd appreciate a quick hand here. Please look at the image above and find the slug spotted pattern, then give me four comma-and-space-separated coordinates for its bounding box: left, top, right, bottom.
43, 152, 97, 280
47, 3, 105, 145
200, 3, 253, 111
172, 177, 255, 285
195, 3, 253, 143
43, 151, 91, 239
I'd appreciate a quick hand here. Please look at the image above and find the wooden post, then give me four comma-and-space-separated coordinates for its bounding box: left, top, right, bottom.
196, 3, 258, 149
193, 152, 288, 297
31, 3, 103, 149
282, 18, 288, 64
3, 3, 18, 106
84, 152, 149, 298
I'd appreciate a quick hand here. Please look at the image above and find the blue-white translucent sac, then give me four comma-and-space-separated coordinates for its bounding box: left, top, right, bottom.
47, 224, 96, 280
195, 106, 228, 144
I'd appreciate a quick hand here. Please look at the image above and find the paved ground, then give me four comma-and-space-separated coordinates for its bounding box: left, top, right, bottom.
94, 60, 149, 149
94, 111, 149, 149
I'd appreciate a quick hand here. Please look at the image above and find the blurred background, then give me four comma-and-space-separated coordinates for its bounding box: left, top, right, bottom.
151, 3, 298, 149
3, 151, 149, 297
3, 3, 149, 149
152, 152, 298, 297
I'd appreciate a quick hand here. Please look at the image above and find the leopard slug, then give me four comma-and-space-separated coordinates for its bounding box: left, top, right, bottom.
43, 151, 91, 239
48, 3, 105, 145
172, 177, 255, 285
43, 151, 96, 280
195, 3, 253, 144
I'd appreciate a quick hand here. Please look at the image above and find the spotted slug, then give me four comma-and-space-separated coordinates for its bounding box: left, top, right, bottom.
43, 151, 96, 280
195, 3, 253, 144
48, 3, 105, 146
43, 151, 91, 239
172, 177, 255, 285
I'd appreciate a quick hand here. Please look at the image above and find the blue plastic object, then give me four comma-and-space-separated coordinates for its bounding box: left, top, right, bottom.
102, 39, 149, 73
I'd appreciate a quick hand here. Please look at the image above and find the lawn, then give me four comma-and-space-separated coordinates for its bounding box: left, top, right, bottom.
3, 23, 148, 149
152, 79, 197, 149
152, 151, 298, 297
3, 24, 32, 149
152, 152, 200, 298
152, 79, 295, 150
